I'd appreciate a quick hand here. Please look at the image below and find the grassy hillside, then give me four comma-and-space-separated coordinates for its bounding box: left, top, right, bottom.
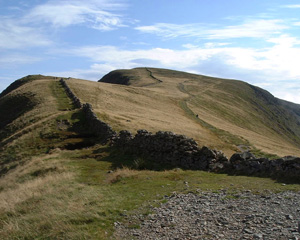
1, 73, 300, 239
66, 67, 300, 157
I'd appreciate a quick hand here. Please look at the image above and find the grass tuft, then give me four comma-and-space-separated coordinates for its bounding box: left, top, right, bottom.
106, 167, 139, 184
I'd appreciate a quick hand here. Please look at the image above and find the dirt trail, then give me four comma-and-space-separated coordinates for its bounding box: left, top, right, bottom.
1, 112, 64, 146
177, 81, 246, 152
176, 81, 221, 126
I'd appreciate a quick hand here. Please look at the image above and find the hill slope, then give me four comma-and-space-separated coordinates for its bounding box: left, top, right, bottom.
64, 67, 300, 157
1, 71, 300, 239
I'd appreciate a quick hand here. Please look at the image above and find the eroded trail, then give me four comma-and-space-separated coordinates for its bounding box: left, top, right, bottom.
177, 81, 249, 152
1, 113, 64, 147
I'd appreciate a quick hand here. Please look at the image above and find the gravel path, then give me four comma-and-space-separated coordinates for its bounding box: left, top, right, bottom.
115, 190, 300, 240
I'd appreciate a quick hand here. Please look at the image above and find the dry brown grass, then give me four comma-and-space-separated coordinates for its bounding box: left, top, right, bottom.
66, 68, 300, 157
67, 78, 223, 151
106, 167, 139, 184
0, 78, 65, 144
0, 153, 71, 212
0, 150, 104, 239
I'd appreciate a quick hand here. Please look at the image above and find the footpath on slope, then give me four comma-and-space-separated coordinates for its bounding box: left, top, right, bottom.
0, 112, 63, 147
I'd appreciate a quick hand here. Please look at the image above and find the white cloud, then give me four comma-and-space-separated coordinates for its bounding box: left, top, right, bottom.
65, 37, 300, 80
0, 17, 51, 49
282, 4, 300, 8
182, 43, 199, 49
280, 92, 300, 104
57, 35, 300, 103
25, 0, 127, 30
0, 0, 128, 51
46, 63, 134, 81
207, 19, 287, 39
69, 45, 212, 68
135, 19, 288, 39
0, 53, 41, 67
204, 42, 231, 48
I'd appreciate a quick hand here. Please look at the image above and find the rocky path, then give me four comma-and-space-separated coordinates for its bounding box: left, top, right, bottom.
115, 190, 300, 240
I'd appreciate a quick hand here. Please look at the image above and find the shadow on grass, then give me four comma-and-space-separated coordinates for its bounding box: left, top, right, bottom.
224, 170, 300, 185
0, 94, 36, 142
92, 147, 175, 171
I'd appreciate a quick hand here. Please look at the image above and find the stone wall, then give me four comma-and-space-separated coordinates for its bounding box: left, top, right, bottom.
113, 130, 300, 180
228, 152, 300, 180
60, 78, 116, 143
82, 103, 116, 143
60, 78, 300, 181
59, 78, 82, 108
113, 130, 228, 171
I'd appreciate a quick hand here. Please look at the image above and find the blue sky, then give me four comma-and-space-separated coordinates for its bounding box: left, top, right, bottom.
1, 0, 300, 103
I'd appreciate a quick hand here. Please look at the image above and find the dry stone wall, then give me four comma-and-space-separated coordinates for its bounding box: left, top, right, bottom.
113, 130, 300, 180
82, 103, 116, 143
113, 130, 228, 171
60, 78, 116, 143
60, 78, 300, 181
59, 78, 82, 108
228, 152, 300, 180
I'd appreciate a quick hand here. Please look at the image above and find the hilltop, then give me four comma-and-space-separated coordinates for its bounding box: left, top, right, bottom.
0, 69, 300, 239
66, 67, 300, 157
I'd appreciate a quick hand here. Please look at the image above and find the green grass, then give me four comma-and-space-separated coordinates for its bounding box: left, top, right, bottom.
1, 125, 300, 239
178, 82, 251, 151
49, 81, 74, 111
249, 147, 279, 159
67, 146, 300, 237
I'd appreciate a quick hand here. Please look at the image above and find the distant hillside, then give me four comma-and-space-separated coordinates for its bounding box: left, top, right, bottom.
100, 68, 161, 87
97, 67, 300, 157
1, 68, 300, 158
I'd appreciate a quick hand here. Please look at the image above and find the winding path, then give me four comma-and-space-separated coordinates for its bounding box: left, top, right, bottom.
177, 81, 249, 151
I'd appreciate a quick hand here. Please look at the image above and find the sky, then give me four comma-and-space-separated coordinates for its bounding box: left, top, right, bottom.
1, 0, 300, 104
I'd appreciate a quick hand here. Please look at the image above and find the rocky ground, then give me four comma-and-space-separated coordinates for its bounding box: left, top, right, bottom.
115, 190, 300, 240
